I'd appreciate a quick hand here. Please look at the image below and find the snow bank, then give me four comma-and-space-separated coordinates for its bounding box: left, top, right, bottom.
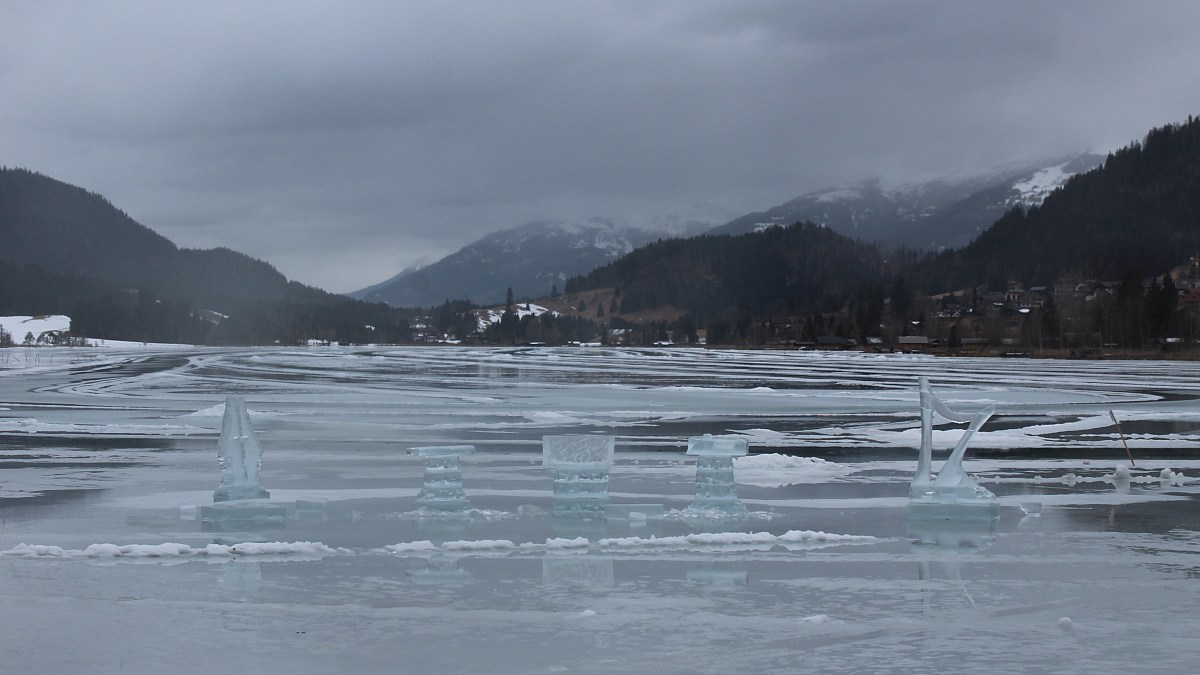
734, 453, 855, 486
4, 541, 350, 558
382, 530, 875, 555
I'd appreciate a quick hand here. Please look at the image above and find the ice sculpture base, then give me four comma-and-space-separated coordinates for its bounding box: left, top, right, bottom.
213, 485, 270, 503
200, 500, 286, 532
906, 498, 1000, 524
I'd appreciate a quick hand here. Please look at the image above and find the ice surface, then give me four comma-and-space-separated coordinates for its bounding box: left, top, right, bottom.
910, 376, 997, 507
7, 347, 1200, 673
411, 444, 474, 512
212, 395, 270, 502
605, 503, 665, 521
543, 435, 614, 515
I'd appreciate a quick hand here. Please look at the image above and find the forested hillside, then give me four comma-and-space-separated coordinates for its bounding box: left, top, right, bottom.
566, 223, 895, 321
922, 117, 1200, 292
0, 168, 412, 344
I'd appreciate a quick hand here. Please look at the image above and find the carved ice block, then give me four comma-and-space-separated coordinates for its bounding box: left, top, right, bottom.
686, 434, 748, 515
542, 435, 615, 515
411, 445, 474, 512
909, 376, 996, 509
213, 396, 270, 503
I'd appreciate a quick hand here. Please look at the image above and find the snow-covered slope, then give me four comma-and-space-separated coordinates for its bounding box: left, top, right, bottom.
351, 213, 721, 308
0, 315, 70, 343
710, 154, 1103, 250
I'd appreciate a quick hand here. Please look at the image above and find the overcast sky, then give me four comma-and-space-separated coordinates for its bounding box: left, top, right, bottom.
4, 1, 1200, 293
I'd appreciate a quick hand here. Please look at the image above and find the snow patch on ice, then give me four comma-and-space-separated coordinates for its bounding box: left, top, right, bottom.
734, 453, 855, 486
4, 541, 351, 559
381, 530, 875, 556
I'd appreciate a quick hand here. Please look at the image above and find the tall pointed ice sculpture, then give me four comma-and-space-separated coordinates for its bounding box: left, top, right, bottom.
686, 434, 748, 516
543, 435, 614, 515
212, 396, 270, 502
411, 445, 474, 512
909, 376, 996, 508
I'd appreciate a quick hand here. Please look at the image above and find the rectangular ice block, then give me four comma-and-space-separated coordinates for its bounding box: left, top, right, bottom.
542, 435, 615, 469
686, 434, 749, 457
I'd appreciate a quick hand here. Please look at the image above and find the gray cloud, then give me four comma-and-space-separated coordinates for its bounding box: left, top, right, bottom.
3, 1, 1200, 292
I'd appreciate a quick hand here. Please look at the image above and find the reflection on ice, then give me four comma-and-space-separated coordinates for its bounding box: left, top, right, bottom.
687, 562, 749, 589
218, 561, 262, 602
543, 557, 614, 587
907, 508, 997, 550
409, 556, 474, 585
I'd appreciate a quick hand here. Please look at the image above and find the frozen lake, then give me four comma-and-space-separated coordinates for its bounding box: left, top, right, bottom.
2, 346, 1199, 673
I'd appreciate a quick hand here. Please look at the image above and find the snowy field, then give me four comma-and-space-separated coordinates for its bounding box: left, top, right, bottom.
1, 346, 1199, 673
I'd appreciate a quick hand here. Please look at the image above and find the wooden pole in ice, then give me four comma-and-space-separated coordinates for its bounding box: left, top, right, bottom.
1108, 410, 1136, 468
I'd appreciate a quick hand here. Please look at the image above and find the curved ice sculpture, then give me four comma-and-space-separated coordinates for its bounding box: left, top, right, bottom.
910, 377, 996, 506
212, 396, 270, 502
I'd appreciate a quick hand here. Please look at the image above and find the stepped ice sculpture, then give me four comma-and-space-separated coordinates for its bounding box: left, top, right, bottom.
212, 396, 270, 502
686, 434, 748, 516
542, 435, 615, 515
909, 377, 997, 517
411, 445, 474, 512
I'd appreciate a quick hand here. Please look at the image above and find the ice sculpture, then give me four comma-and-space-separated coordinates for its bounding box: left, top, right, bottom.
686, 434, 748, 516
909, 377, 997, 514
212, 396, 270, 502
411, 445, 474, 512
542, 435, 615, 515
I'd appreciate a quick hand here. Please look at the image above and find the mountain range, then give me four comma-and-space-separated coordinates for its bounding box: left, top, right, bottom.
356, 155, 1101, 307
350, 214, 719, 307
711, 154, 1103, 249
